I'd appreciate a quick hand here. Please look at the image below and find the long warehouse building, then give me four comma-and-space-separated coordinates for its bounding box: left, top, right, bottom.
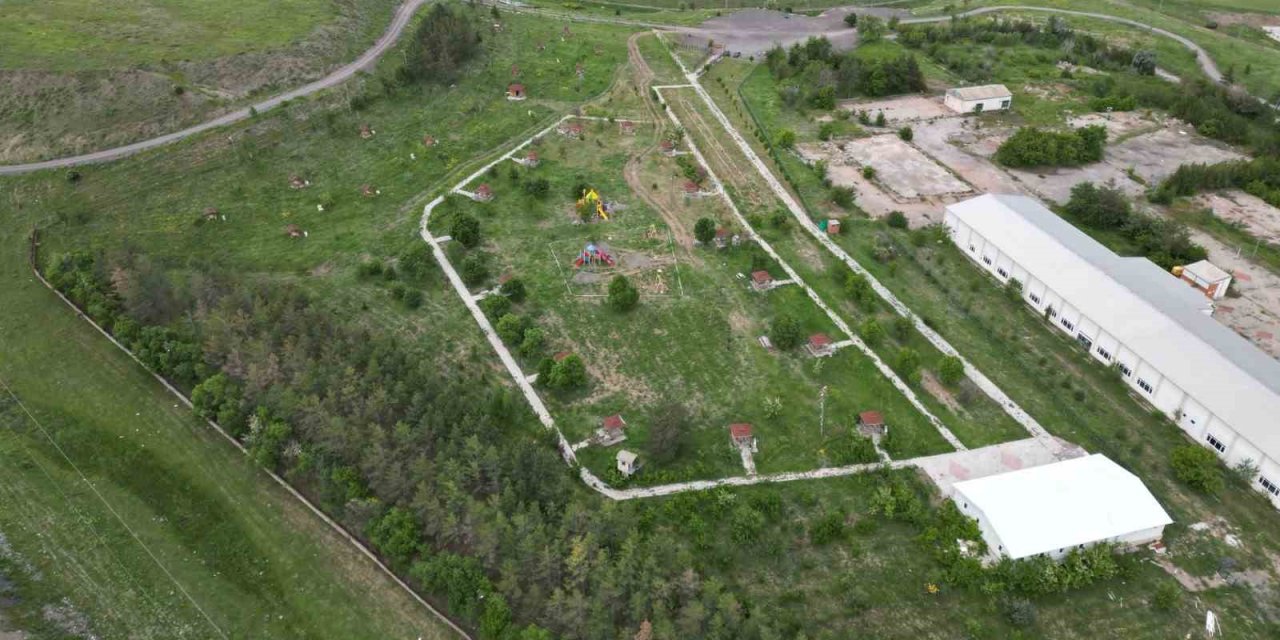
945, 193, 1280, 509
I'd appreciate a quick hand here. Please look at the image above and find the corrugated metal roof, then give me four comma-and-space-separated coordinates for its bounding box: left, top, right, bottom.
948, 194, 1280, 457
947, 84, 1012, 101
954, 454, 1171, 559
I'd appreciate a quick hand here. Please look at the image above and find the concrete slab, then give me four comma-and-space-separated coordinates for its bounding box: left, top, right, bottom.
915, 436, 1088, 497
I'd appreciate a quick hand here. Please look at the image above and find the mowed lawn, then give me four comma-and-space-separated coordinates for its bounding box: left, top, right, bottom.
433, 119, 951, 483
0, 0, 350, 70
0, 223, 455, 638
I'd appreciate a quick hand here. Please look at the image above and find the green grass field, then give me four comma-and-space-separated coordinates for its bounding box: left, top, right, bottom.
432, 118, 952, 483
0, 0, 356, 70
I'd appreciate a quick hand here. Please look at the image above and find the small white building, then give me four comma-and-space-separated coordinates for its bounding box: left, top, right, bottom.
953, 454, 1172, 561
617, 450, 640, 477
945, 194, 1280, 510
1178, 260, 1232, 300
944, 84, 1013, 114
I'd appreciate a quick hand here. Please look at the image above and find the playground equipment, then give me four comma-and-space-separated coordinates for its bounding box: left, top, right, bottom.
573, 242, 616, 268
577, 187, 609, 221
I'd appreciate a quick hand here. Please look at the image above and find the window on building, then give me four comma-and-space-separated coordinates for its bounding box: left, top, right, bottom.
1137, 378, 1153, 394
1206, 434, 1227, 454
1260, 477, 1280, 497
982, 256, 993, 265
1029, 292, 1041, 304
968, 244, 976, 253
1001, 99, 1011, 109
1076, 334, 1093, 349
1118, 363, 1132, 377
1060, 318, 1074, 330
1096, 346, 1112, 361
1047, 308, 1058, 318
997, 267, 1009, 278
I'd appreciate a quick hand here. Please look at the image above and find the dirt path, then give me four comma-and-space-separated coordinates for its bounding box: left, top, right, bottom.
621, 32, 699, 249
0, 0, 428, 176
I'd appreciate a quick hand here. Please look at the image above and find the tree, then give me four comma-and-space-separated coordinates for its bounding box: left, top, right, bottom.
770, 314, 803, 349
518, 327, 545, 359
859, 15, 886, 43
895, 348, 922, 384
1171, 445, 1223, 493
844, 13, 858, 28
496, 313, 526, 345
1065, 182, 1131, 230
607, 275, 640, 312
500, 277, 527, 302
775, 129, 797, 149
648, 402, 691, 463
367, 507, 421, 566
451, 213, 482, 248
479, 593, 512, 639
460, 253, 489, 286
939, 355, 964, 386
398, 243, 435, 280
694, 217, 717, 244
1131, 50, 1157, 75
859, 318, 884, 345
547, 354, 588, 390
844, 272, 874, 306
403, 5, 482, 85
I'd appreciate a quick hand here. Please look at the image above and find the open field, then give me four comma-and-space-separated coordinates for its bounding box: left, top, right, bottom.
0, 0, 399, 163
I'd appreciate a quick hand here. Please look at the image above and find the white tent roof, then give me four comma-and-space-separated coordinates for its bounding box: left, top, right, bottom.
953, 454, 1171, 559
947, 194, 1280, 460
1184, 259, 1231, 284
947, 84, 1012, 101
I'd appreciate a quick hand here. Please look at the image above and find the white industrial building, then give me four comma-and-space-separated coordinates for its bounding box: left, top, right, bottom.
943, 84, 1013, 114
953, 454, 1172, 561
945, 194, 1280, 509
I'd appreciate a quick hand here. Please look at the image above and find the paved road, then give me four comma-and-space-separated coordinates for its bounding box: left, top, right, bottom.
0, 0, 428, 176
902, 5, 1222, 83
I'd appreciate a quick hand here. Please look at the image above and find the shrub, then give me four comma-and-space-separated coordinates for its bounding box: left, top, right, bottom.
862, 165, 877, 179
810, 511, 847, 545
495, 313, 526, 345
895, 348, 922, 384
398, 244, 435, 280
939, 356, 964, 386
1171, 444, 1223, 493
547, 354, 588, 389
607, 275, 639, 312
770, 209, 790, 228
401, 288, 423, 310
875, 111, 887, 127
844, 13, 858, 27
897, 126, 914, 142
1152, 582, 1181, 612
518, 327, 545, 359
478, 294, 511, 319
1002, 596, 1037, 628
886, 211, 909, 229
367, 507, 421, 566
775, 129, 797, 149
844, 272, 874, 306
830, 186, 855, 209
522, 177, 551, 198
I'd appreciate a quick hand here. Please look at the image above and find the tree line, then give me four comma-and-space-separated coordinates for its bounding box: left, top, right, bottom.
764, 37, 926, 109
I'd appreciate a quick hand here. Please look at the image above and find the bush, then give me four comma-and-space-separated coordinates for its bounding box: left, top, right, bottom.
886, 210, 908, 229
398, 244, 435, 280
1171, 444, 1223, 493
775, 129, 797, 149
810, 511, 847, 545
830, 186, 855, 209
1152, 582, 1181, 612
897, 126, 914, 142
770, 314, 803, 350
895, 348, 922, 384
862, 165, 877, 179
844, 272, 874, 306
495, 313, 526, 345
1002, 596, 1037, 628
401, 288, 423, 310
546, 354, 588, 390
518, 327, 545, 359
522, 177, 551, 198
844, 13, 858, 27
607, 275, 639, 312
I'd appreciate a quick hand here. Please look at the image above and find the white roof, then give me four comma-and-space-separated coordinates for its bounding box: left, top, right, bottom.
1184, 259, 1231, 283
954, 454, 1171, 559
617, 450, 637, 464
948, 194, 1280, 460
947, 84, 1012, 101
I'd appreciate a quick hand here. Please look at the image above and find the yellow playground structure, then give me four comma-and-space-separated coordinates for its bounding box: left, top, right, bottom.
577, 187, 608, 221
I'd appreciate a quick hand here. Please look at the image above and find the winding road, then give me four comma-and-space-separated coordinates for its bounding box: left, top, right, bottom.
0, 2, 1250, 176
0, 0, 428, 176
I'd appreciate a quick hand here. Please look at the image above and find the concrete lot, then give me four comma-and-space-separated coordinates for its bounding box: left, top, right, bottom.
801, 135, 972, 200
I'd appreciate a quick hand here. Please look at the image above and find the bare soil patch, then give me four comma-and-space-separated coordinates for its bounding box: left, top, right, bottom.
838, 95, 953, 123
799, 135, 971, 201
1193, 190, 1280, 245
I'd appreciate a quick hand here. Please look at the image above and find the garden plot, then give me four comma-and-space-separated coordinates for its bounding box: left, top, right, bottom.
435, 118, 950, 486
799, 135, 973, 201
